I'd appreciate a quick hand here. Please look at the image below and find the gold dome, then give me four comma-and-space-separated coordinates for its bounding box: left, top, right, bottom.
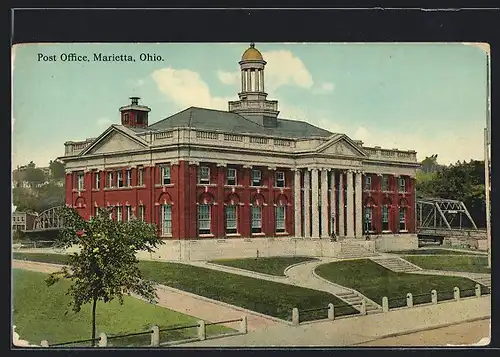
241, 43, 263, 61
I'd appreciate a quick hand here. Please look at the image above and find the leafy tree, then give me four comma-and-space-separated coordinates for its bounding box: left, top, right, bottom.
49, 159, 66, 180
24, 167, 46, 185
12, 187, 38, 213
46, 207, 164, 346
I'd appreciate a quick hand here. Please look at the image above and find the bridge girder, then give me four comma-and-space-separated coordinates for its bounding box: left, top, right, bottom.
416, 197, 478, 231
33, 206, 65, 230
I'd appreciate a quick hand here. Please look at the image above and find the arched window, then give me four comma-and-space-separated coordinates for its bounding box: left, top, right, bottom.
399, 198, 409, 232
364, 197, 376, 233
251, 194, 265, 234
158, 192, 174, 236
198, 192, 215, 235
225, 193, 240, 235
275, 194, 288, 233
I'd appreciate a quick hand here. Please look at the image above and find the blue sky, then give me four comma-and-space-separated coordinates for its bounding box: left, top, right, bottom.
12, 42, 489, 169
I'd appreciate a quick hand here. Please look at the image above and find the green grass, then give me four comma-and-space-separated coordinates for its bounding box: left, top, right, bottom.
13, 252, 357, 322
315, 260, 482, 309
13, 269, 230, 347
209, 256, 317, 276
404, 255, 491, 274
391, 249, 485, 256
14, 252, 69, 265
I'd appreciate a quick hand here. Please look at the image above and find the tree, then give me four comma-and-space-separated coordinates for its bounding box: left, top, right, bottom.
45, 207, 164, 346
24, 167, 46, 185
12, 187, 38, 213
49, 159, 66, 180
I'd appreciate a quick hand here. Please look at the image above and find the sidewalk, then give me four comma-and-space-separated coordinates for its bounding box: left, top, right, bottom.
180, 296, 491, 347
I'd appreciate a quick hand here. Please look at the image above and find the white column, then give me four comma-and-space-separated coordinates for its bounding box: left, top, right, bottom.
261, 70, 265, 92
303, 170, 310, 238
311, 168, 320, 238
355, 171, 363, 237
338, 171, 345, 237
241, 70, 245, 92
330, 170, 336, 235
321, 169, 329, 238
294, 169, 302, 237
255, 70, 260, 92
346, 170, 354, 238
246, 70, 251, 92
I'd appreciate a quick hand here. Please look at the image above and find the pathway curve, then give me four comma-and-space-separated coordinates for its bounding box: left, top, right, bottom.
12, 260, 281, 332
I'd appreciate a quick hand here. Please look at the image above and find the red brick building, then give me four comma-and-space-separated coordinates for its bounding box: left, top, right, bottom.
60, 44, 420, 242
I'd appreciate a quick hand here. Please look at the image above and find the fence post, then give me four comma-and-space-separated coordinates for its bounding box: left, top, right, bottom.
197, 320, 206, 341
98, 333, 107, 347
360, 300, 367, 315
454, 287, 460, 301
382, 297, 389, 312
151, 325, 160, 347
292, 308, 300, 325
41, 340, 49, 347
431, 289, 438, 304
406, 293, 413, 308
327, 303, 335, 320
239, 316, 248, 334
475, 284, 482, 298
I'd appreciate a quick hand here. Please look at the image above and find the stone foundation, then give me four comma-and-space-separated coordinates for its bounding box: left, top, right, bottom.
374, 234, 419, 252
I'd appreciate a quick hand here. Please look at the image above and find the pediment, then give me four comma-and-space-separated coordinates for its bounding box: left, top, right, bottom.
316, 135, 368, 157
79, 125, 149, 156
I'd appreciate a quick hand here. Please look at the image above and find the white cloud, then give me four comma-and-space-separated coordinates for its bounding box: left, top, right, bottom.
312, 82, 335, 94
152, 67, 235, 110
217, 70, 239, 85
97, 117, 113, 127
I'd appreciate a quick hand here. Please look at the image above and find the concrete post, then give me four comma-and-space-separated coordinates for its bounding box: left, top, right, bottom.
382, 297, 389, 312
406, 293, 413, 308
327, 303, 335, 320
360, 300, 367, 315
239, 316, 248, 334
431, 289, 438, 304
197, 320, 206, 340
41, 340, 49, 347
150, 325, 160, 347
98, 332, 107, 347
454, 287, 460, 301
292, 308, 300, 325
475, 284, 482, 298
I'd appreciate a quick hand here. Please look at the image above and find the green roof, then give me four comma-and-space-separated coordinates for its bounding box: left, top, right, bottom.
148, 107, 332, 139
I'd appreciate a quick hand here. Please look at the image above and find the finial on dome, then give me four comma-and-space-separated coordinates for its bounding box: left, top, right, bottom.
250, 42, 255, 48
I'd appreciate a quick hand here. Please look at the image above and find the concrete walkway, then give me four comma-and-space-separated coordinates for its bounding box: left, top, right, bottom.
12, 260, 281, 332
181, 296, 491, 347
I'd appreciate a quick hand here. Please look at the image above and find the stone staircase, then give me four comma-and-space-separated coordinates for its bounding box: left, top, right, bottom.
337, 242, 379, 259
472, 275, 491, 289
335, 291, 381, 314
370, 257, 422, 273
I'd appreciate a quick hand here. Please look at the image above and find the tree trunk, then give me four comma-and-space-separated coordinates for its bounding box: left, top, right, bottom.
91, 296, 97, 347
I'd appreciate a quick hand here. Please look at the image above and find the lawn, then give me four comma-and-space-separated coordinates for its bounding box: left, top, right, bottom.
14, 252, 69, 265
12, 269, 229, 347
209, 256, 317, 276
391, 249, 485, 256
13, 253, 357, 321
315, 260, 483, 309
404, 255, 490, 274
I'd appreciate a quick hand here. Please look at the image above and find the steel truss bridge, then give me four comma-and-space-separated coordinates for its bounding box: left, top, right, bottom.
416, 197, 486, 239
31, 206, 65, 232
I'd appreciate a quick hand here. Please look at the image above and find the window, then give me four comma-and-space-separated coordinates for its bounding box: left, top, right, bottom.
76, 172, 84, 190
226, 168, 237, 185
276, 171, 285, 188
399, 207, 406, 231
225, 205, 237, 234
199, 166, 210, 184
198, 204, 211, 234
382, 175, 389, 191
109, 207, 114, 220
251, 206, 262, 233
94, 172, 100, 189
116, 206, 123, 222
276, 206, 285, 233
126, 170, 132, 187
123, 113, 129, 124
382, 206, 389, 231
138, 205, 145, 221
161, 205, 172, 235
364, 176, 372, 190
117, 171, 124, 188
161, 166, 171, 185
136, 112, 145, 125
107, 172, 113, 188
126, 206, 132, 221
364, 207, 373, 232
398, 177, 406, 193
252, 170, 262, 186
138, 167, 144, 186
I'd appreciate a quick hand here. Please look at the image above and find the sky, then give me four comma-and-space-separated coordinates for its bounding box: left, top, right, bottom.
12, 42, 489, 169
